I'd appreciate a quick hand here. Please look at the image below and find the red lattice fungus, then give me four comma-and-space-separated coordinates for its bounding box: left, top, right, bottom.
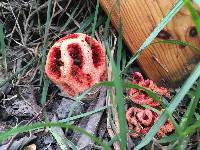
45, 33, 106, 96
126, 72, 174, 138
129, 72, 170, 107
126, 107, 174, 138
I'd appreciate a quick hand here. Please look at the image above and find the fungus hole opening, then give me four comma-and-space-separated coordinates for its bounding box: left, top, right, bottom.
143, 114, 149, 120
133, 73, 143, 83
50, 47, 63, 78
85, 36, 103, 68
68, 44, 83, 68
132, 124, 137, 129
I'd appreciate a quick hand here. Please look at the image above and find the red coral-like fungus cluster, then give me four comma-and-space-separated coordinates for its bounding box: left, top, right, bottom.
129, 72, 170, 107
45, 33, 106, 96
126, 72, 174, 138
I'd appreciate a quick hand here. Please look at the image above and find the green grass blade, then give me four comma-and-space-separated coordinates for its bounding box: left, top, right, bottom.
98, 81, 170, 109
184, 0, 200, 37
153, 39, 200, 54
86, 15, 106, 34
64, 138, 78, 150
43, 0, 52, 41
64, 139, 77, 150
121, 48, 127, 69
103, 1, 127, 148
0, 59, 37, 88
111, 1, 127, 148
104, 41, 127, 150
177, 138, 188, 150
40, 0, 52, 84
141, 104, 161, 115
116, 19, 123, 71
135, 62, 200, 150
197, 141, 200, 150
167, 111, 183, 137
76, 13, 95, 33
61, 1, 81, 32
34, 0, 42, 35
67, 88, 92, 121
50, 128, 70, 150
60, 105, 111, 123
122, 82, 161, 102
50, 124, 78, 150
107, 136, 119, 146
97, 81, 161, 102
158, 134, 178, 144
183, 118, 200, 136
40, 77, 50, 106
195, 112, 200, 119
180, 79, 200, 129
0, 23, 7, 78
0, 122, 110, 150
121, 0, 184, 73
116, 0, 123, 72
90, 0, 100, 46
103, 0, 117, 40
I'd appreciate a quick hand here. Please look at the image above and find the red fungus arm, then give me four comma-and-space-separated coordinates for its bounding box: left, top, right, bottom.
45, 33, 106, 96
129, 72, 169, 107
126, 72, 174, 138
126, 107, 174, 138
126, 107, 155, 138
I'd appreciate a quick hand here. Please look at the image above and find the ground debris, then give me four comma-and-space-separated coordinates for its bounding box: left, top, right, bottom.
35, 132, 58, 150
52, 98, 84, 120
9, 135, 36, 150
72, 88, 107, 149
0, 135, 36, 150
5, 98, 41, 118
